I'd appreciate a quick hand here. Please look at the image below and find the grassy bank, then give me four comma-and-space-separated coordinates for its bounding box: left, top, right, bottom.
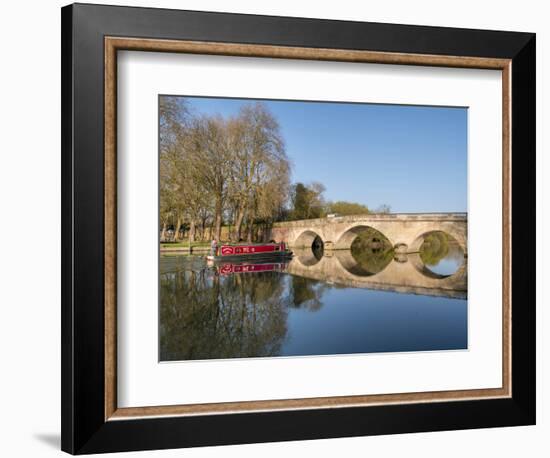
160, 241, 211, 249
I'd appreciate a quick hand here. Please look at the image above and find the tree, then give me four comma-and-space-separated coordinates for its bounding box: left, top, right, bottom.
226, 103, 290, 240
290, 182, 326, 220
327, 201, 369, 216
159, 97, 191, 241
159, 96, 296, 243
159, 96, 189, 151
186, 115, 232, 241
159, 142, 180, 240
171, 133, 212, 243
374, 204, 392, 214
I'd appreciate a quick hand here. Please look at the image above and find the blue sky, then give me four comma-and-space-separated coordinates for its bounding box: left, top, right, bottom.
174, 96, 467, 213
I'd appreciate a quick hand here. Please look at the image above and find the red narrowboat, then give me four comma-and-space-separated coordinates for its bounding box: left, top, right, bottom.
206, 241, 292, 262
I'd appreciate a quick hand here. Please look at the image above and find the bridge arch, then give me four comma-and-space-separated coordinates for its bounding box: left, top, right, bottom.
408, 230, 467, 281
293, 230, 324, 249
409, 228, 467, 254
269, 213, 467, 256
334, 224, 394, 251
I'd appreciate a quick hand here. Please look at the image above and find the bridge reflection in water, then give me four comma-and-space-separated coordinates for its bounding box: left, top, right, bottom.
291, 246, 467, 300
160, 242, 467, 362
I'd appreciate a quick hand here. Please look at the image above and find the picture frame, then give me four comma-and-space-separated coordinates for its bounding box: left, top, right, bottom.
61, 3, 536, 454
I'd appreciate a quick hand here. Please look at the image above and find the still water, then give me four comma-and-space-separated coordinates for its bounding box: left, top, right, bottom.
160, 237, 467, 362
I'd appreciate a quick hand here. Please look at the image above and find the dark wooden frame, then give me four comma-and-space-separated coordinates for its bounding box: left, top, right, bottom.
62, 3, 536, 454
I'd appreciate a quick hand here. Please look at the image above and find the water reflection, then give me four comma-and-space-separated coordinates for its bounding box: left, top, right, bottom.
349, 228, 394, 275
419, 231, 465, 277
160, 263, 289, 361
160, 237, 467, 362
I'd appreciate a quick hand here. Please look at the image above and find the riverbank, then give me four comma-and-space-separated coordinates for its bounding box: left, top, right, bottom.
160, 241, 211, 253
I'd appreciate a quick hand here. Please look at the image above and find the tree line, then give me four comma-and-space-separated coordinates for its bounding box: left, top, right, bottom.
289, 182, 390, 220
160, 96, 390, 243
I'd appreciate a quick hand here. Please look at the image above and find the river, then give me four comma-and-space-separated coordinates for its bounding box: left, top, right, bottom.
159, 239, 467, 362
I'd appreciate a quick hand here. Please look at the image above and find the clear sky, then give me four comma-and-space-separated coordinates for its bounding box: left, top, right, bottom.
176, 96, 467, 213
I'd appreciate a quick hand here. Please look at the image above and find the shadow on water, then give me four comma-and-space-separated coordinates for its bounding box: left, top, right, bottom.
295, 236, 324, 266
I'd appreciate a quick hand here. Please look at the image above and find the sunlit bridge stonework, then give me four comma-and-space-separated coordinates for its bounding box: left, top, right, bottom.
269, 213, 467, 299
270, 213, 467, 254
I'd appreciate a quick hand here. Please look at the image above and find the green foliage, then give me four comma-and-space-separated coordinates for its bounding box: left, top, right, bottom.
291, 183, 309, 219
290, 182, 326, 220
419, 231, 450, 265
289, 276, 326, 311
350, 230, 394, 275
327, 201, 369, 215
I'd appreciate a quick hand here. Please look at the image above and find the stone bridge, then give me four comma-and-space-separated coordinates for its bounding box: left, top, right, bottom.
287, 250, 467, 299
269, 213, 467, 254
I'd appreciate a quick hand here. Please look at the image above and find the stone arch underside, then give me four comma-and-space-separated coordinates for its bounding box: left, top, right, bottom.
334, 224, 393, 250
293, 230, 324, 249
408, 224, 467, 254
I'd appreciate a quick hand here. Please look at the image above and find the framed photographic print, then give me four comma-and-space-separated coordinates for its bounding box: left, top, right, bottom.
61, 3, 536, 454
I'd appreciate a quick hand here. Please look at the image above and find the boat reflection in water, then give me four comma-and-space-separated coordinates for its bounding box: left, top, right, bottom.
213, 260, 288, 276
160, 238, 467, 362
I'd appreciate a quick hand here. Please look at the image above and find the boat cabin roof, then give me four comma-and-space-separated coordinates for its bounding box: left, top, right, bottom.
221, 241, 282, 246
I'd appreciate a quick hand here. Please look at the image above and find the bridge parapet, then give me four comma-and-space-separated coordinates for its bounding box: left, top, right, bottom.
272, 213, 467, 228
